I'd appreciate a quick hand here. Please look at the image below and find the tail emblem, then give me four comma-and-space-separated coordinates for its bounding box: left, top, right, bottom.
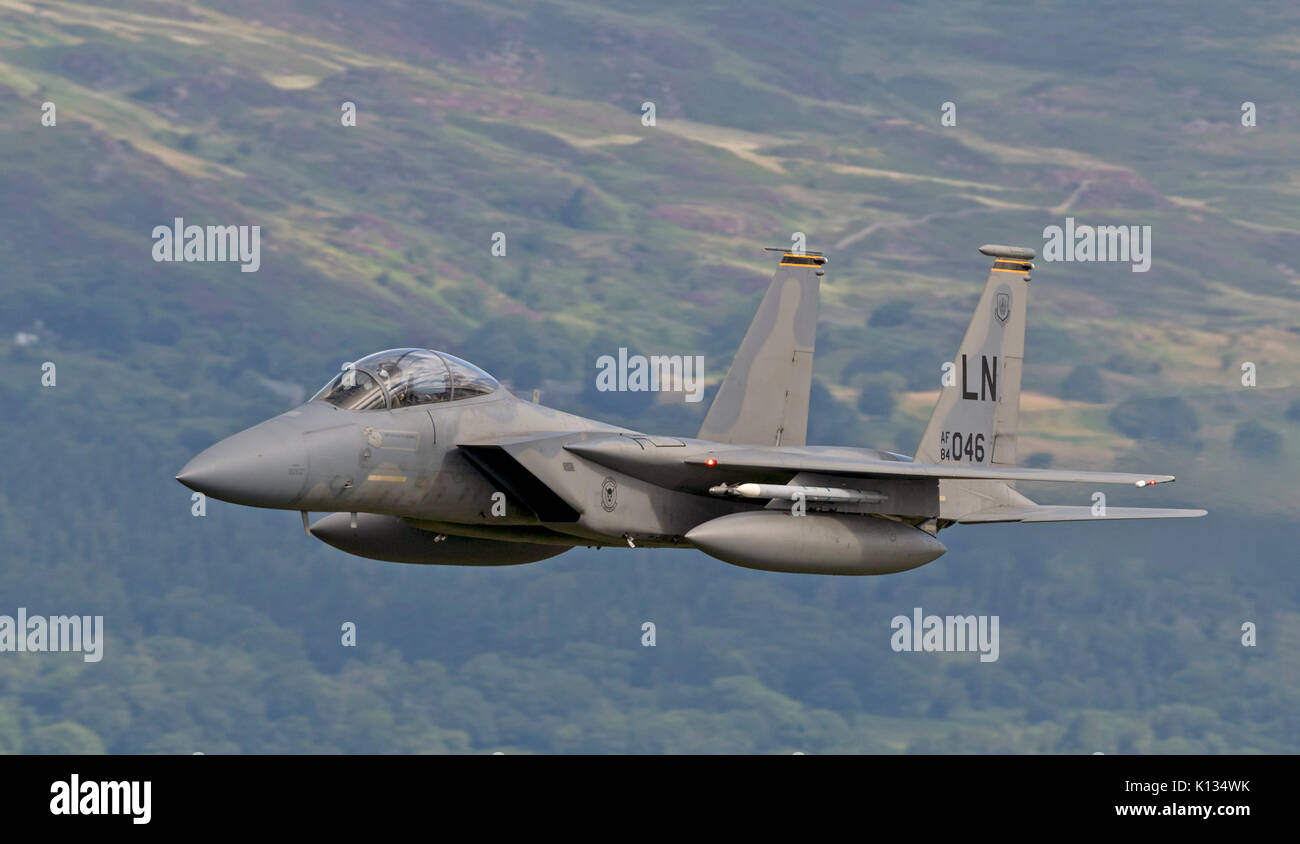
995, 290, 1012, 325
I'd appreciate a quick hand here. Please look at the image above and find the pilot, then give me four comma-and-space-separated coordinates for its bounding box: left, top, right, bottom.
390, 375, 421, 408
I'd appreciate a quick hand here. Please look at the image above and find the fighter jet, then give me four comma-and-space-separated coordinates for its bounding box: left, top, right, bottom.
176, 244, 1205, 575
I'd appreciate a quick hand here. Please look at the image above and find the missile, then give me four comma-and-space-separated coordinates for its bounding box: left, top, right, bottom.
708, 482, 886, 504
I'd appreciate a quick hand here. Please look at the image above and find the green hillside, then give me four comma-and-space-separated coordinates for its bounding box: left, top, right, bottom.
0, 0, 1296, 753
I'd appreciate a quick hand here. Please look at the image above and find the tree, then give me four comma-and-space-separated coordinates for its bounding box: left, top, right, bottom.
557, 187, 623, 231
856, 376, 896, 417
24, 721, 106, 755
1061, 364, 1106, 403
1109, 396, 1198, 443
868, 300, 913, 328
1232, 420, 1282, 458
808, 380, 865, 446
1024, 451, 1054, 468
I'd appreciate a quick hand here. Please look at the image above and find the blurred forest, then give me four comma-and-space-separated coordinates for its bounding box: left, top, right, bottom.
0, 0, 1296, 752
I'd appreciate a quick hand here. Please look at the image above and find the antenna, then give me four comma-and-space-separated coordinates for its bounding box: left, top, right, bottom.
764, 246, 826, 256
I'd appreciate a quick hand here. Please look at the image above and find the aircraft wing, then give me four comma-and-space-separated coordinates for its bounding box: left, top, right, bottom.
562, 437, 1180, 488
560, 436, 1203, 522
681, 448, 1176, 487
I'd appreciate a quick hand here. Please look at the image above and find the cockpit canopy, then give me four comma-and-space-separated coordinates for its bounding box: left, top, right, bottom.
311, 348, 499, 411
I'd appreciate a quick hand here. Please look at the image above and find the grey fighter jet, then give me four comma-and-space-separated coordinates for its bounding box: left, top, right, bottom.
177, 245, 1205, 575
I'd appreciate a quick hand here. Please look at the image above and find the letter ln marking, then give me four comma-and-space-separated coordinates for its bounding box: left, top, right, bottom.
960, 354, 998, 401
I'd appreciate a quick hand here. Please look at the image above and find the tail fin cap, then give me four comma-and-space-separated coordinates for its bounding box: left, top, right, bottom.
979, 244, 1036, 260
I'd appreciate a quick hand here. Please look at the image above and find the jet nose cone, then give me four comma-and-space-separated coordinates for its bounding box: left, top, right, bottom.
176, 419, 309, 508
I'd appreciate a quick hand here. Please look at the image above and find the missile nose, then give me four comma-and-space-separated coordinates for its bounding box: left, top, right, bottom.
176, 418, 309, 508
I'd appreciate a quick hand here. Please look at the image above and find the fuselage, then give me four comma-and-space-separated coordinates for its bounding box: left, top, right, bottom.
177, 388, 777, 548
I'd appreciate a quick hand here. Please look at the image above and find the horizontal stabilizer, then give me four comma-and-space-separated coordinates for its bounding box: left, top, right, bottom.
958, 505, 1207, 524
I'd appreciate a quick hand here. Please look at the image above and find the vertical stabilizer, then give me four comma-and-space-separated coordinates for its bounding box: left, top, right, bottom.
698, 251, 824, 447
915, 245, 1035, 519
